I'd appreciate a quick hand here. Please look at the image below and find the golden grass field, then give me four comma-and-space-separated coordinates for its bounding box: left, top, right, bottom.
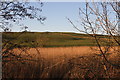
12, 46, 119, 59
13, 46, 93, 59
3, 46, 120, 79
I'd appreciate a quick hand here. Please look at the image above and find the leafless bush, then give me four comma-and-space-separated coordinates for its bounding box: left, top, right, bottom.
67, 2, 120, 79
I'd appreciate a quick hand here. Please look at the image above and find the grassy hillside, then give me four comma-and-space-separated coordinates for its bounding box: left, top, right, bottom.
2, 32, 115, 48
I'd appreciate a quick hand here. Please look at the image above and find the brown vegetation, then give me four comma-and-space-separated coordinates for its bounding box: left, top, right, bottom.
3, 46, 120, 79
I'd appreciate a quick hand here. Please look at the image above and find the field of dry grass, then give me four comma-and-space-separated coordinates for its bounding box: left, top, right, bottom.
12, 46, 93, 59
3, 46, 120, 79
12, 46, 120, 60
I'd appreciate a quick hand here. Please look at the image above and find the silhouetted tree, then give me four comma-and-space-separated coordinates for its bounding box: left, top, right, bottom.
68, 2, 120, 79
0, 1, 46, 32
1, 1, 46, 65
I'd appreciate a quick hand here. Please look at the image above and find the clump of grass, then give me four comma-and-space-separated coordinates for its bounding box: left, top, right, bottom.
3, 50, 120, 79
3, 58, 47, 78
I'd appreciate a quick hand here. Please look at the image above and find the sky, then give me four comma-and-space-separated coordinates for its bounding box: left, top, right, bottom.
12, 2, 84, 33
4, 2, 118, 34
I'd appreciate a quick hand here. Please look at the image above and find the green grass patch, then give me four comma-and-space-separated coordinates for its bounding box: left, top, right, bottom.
2, 32, 118, 48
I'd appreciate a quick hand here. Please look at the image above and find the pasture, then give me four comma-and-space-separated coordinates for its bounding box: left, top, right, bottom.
3, 32, 115, 48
